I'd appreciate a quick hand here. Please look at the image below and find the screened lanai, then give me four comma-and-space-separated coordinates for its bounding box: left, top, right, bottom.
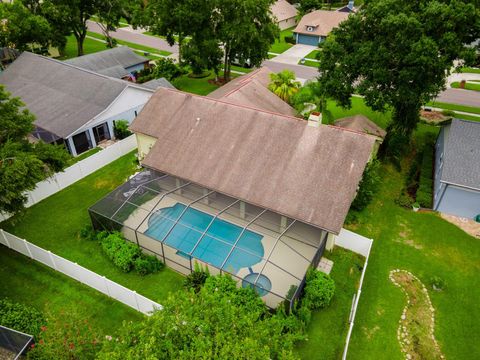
89, 170, 328, 308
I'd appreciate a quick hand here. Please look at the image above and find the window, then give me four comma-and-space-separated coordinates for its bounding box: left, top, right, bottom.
306, 26, 314, 32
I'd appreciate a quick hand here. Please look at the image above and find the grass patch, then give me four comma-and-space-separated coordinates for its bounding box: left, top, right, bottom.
459, 67, 480, 74
304, 49, 321, 60
173, 72, 238, 96
1, 152, 183, 304
299, 59, 319, 68
451, 81, 480, 91
448, 112, 480, 122
87, 31, 172, 56
70, 147, 102, 164
270, 27, 295, 54
295, 247, 364, 359
427, 101, 480, 115
0, 246, 142, 334
57, 35, 108, 60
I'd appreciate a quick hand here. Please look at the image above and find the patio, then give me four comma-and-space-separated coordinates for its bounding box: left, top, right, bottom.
89, 170, 328, 308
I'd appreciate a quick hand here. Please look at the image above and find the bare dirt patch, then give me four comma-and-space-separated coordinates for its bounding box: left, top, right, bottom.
420, 110, 450, 125
389, 270, 444, 360
440, 213, 480, 239
394, 223, 424, 250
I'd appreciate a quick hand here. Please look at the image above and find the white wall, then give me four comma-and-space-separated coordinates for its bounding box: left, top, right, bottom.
335, 228, 373, 257
437, 184, 480, 219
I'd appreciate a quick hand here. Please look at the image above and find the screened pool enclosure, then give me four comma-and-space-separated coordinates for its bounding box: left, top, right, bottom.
89, 170, 328, 308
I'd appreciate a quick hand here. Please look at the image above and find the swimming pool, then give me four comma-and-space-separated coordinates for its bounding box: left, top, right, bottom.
145, 203, 264, 273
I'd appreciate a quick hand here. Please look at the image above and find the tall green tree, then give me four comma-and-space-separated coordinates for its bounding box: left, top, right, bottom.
268, 70, 301, 103
317, 0, 480, 160
214, 0, 278, 82
0, 86, 71, 214
96, 0, 127, 48
0, 2, 53, 53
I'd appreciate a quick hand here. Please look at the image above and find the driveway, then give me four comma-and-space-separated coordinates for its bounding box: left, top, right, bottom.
87, 20, 179, 54
271, 44, 318, 65
263, 60, 318, 83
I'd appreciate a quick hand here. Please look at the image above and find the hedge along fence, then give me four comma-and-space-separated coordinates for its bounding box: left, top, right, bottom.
416, 141, 434, 208
0, 135, 137, 222
0, 229, 162, 315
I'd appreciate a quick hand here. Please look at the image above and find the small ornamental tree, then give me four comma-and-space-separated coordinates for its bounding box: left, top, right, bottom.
303, 268, 335, 310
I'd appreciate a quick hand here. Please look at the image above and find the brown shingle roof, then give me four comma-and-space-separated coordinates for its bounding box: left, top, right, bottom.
130, 88, 374, 234
294, 10, 349, 37
271, 0, 297, 22
208, 67, 296, 117
334, 115, 387, 139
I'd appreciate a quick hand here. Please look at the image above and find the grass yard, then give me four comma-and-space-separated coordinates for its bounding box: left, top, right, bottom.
58, 35, 109, 60
87, 31, 172, 56
451, 81, 480, 91
270, 27, 295, 54
1, 152, 183, 304
305, 49, 321, 60
0, 246, 142, 334
299, 59, 319, 68
459, 67, 480, 74
173, 72, 238, 96
427, 100, 480, 115
323, 97, 480, 360
295, 247, 364, 359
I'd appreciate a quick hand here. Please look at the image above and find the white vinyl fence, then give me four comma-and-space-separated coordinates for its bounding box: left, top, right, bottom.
0, 229, 162, 315
0, 135, 137, 222
336, 228, 373, 360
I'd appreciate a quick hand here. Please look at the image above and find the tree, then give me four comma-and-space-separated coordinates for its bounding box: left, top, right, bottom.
183, 36, 223, 77
317, 0, 480, 160
0, 86, 70, 214
0, 2, 53, 53
268, 70, 301, 103
291, 80, 326, 117
42, 0, 103, 56
214, 0, 279, 82
297, 0, 322, 15
97, 275, 303, 359
96, 0, 127, 48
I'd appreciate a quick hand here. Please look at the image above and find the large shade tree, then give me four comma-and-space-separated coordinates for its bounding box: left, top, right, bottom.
317, 0, 480, 159
0, 86, 70, 214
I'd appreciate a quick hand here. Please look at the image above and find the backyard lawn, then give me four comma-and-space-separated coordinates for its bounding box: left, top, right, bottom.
0, 246, 142, 334
295, 247, 364, 359
270, 27, 295, 54
58, 35, 109, 60
324, 97, 480, 360
173, 72, 239, 96
0, 152, 183, 304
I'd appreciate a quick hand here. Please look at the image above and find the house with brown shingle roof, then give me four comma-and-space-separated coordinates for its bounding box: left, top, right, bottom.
293, 10, 349, 46
270, 0, 298, 30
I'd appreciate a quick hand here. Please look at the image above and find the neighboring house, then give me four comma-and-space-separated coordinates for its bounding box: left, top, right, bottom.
293, 10, 349, 46
65, 47, 150, 80
208, 67, 296, 117
434, 119, 480, 220
334, 114, 386, 154
271, 0, 298, 30
337, 0, 358, 13
89, 87, 375, 308
0, 52, 172, 156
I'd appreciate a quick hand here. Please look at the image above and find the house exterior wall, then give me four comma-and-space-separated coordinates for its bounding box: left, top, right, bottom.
136, 133, 157, 160
436, 185, 480, 219
278, 17, 297, 30
126, 62, 148, 74
433, 126, 447, 209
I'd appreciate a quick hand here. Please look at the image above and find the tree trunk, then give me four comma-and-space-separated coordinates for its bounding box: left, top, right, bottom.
76, 35, 85, 56
178, 35, 184, 65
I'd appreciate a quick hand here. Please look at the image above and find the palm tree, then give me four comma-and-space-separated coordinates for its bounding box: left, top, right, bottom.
268, 70, 301, 104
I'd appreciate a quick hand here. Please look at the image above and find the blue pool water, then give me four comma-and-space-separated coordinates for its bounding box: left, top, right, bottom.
145, 203, 264, 272
242, 273, 272, 296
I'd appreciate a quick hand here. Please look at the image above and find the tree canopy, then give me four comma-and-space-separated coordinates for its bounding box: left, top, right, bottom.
0, 86, 70, 214
268, 70, 301, 103
316, 0, 480, 159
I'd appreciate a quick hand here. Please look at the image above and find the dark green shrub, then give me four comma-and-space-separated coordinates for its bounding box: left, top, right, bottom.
295, 301, 312, 329
134, 254, 163, 276
101, 233, 141, 272
351, 159, 381, 211
284, 35, 295, 44
416, 143, 434, 208
303, 269, 335, 310
151, 58, 185, 81
113, 120, 132, 140
0, 299, 45, 338
79, 224, 97, 241
395, 190, 414, 208
184, 263, 210, 292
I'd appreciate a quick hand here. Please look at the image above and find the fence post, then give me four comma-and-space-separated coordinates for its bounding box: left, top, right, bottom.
48, 251, 57, 270
24, 239, 33, 259
103, 276, 111, 297
133, 291, 141, 312
0, 229, 10, 248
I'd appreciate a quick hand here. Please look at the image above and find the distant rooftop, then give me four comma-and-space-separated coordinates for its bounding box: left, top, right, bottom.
271, 0, 297, 22
141, 78, 175, 90
334, 115, 386, 139
293, 10, 349, 37
441, 119, 480, 191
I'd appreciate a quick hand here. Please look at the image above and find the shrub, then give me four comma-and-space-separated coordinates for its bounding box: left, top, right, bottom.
79, 224, 96, 241
351, 159, 381, 211
151, 58, 185, 81
134, 254, 163, 276
183, 263, 210, 292
113, 120, 132, 140
0, 299, 45, 338
441, 109, 456, 117
416, 143, 434, 208
303, 269, 335, 310
395, 190, 414, 208
101, 233, 141, 272
284, 35, 295, 44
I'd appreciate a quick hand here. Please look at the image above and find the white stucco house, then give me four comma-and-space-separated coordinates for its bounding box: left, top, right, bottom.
0, 52, 172, 156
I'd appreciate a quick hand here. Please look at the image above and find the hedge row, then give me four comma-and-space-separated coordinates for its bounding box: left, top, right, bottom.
417, 143, 434, 208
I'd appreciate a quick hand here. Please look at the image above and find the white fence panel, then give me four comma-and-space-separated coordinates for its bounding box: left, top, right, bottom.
54, 256, 84, 281
105, 279, 138, 310
336, 228, 372, 257
26, 178, 60, 206
136, 293, 162, 314
0, 230, 9, 247
28, 243, 55, 268
69, 264, 108, 294
4, 233, 31, 258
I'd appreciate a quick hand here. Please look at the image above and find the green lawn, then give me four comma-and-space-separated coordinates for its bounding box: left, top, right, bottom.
446, 112, 480, 122
295, 247, 364, 359
87, 31, 172, 56
0, 246, 142, 334
270, 27, 295, 54
427, 100, 480, 115
323, 97, 480, 360
58, 35, 109, 60
173, 72, 238, 96
459, 67, 480, 74
299, 59, 319, 68
0, 152, 183, 304
451, 81, 480, 91
305, 50, 321, 60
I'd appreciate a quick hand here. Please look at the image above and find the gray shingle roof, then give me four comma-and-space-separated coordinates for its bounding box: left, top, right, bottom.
441, 119, 480, 191
65, 47, 148, 78
130, 88, 375, 234
140, 78, 175, 90
0, 52, 128, 138
96, 65, 130, 78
